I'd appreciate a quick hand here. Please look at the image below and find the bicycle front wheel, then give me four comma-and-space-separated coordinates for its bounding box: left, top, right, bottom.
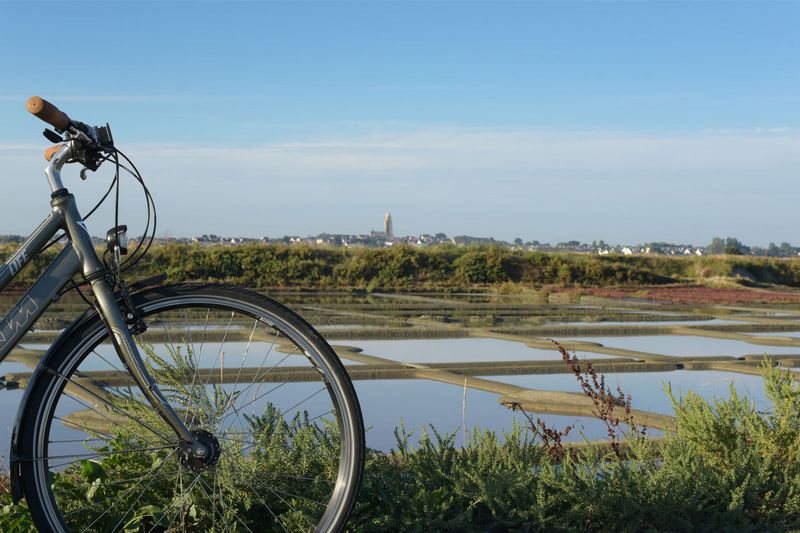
17, 284, 364, 532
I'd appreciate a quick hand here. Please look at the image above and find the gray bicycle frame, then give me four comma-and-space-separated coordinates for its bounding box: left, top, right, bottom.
0, 142, 199, 449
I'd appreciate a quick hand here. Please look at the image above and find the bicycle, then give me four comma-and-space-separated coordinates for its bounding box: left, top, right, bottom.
0, 97, 364, 532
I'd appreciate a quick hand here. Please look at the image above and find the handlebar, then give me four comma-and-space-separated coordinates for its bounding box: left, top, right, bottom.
25, 96, 114, 167
26, 96, 70, 131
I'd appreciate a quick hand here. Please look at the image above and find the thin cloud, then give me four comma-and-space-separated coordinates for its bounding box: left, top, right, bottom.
114, 127, 800, 183
4, 127, 798, 181
2, 127, 798, 244
0, 143, 39, 151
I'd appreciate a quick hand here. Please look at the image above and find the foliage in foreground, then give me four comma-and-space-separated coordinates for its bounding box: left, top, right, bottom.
3, 360, 800, 531
350, 360, 800, 532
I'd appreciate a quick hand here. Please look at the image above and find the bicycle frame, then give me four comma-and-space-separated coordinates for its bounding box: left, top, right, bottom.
1, 143, 200, 450
0, 209, 81, 361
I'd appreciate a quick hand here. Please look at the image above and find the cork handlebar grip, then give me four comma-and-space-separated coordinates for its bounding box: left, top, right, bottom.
26, 96, 70, 130
44, 144, 65, 161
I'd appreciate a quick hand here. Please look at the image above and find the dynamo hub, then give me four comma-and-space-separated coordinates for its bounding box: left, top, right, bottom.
180, 429, 222, 472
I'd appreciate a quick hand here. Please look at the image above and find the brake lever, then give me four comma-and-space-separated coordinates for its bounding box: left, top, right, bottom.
43, 128, 64, 143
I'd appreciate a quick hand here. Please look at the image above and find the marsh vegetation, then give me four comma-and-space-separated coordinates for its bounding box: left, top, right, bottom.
2, 266, 800, 529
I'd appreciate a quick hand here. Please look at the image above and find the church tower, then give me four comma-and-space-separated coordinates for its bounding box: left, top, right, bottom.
384, 212, 393, 239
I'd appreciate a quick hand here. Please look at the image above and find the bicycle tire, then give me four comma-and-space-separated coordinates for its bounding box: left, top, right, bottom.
16, 283, 364, 532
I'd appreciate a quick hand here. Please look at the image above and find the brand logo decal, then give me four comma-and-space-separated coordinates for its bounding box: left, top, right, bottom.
7, 248, 28, 277
0, 296, 40, 348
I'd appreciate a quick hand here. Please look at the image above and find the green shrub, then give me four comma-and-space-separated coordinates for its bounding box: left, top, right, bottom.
4, 242, 800, 290
6, 359, 800, 530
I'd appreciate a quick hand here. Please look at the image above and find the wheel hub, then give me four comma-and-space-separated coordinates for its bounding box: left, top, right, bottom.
180, 429, 221, 471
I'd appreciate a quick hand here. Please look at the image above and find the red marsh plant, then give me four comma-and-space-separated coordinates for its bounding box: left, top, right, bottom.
504, 340, 646, 460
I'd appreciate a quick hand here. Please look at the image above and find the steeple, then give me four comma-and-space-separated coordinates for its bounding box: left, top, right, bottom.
384, 212, 393, 239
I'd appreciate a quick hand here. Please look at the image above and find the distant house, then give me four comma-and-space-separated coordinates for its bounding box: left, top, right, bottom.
452, 235, 497, 246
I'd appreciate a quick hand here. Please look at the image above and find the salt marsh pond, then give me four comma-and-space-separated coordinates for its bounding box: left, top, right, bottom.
2, 289, 800, 454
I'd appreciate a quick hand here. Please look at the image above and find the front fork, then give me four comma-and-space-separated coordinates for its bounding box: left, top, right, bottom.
55, 191, 206, 456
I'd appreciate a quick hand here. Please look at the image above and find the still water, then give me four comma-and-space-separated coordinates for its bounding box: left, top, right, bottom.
0, 349, 775, 461
491, 370, 770, 417
0, 294, 794, 463
554, 335, 800, 357
332, 337, 617, 363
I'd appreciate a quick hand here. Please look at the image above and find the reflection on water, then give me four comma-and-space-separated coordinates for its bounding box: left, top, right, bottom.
0, 361, 39, 375
492, 370, 770, 417
332, 338, 615, 363
1, 293, 798, 463
0, 368, 681, 456
0, 388, 23, 438
317, 324, 386, 330
546, 318, 741, 327
749, 331, 800, 338
555, 335, 800, 357
353, 379, 631, 450
22, 341, 339, 373
45, 370, 346, 467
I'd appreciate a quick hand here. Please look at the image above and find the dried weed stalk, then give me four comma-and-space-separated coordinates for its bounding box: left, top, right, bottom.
504, 340, 646, 460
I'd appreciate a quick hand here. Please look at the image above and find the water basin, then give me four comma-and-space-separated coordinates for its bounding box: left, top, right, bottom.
554, 335, 800, 358
332, 337, 617, 364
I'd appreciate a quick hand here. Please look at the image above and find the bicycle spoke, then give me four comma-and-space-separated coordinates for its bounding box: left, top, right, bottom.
83, 448, 179, 532
217, 433, 258, 448
28, 290, 360, 533
215, 349, 299, 426
217, 319, 259, 433
220, 382, 287, 426
60, 469, 176, 519
181, 309, 204, 426
214, 468, 235, 532
220, 382, 326, 434
48, 437, 107, 444
13, 107, 362, 533
203, 311, 235, 389
56, 392, 151, 441
198, 473, 254, 533
233, 471, 290, 533
35, 444, 176, 469
52, 375, 171, 444
308, 408, 335, 424
198, 308, 210, 362
222, 329, 285, 405
52, 415, 114, 441
183, 308, 196, 363
145, 471, 203, 533
280, 387, 327, 418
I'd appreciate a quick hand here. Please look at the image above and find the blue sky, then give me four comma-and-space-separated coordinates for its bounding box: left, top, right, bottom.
0, 1, 798, 245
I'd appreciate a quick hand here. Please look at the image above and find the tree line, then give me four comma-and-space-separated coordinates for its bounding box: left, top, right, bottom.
3, 243, 800, 290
